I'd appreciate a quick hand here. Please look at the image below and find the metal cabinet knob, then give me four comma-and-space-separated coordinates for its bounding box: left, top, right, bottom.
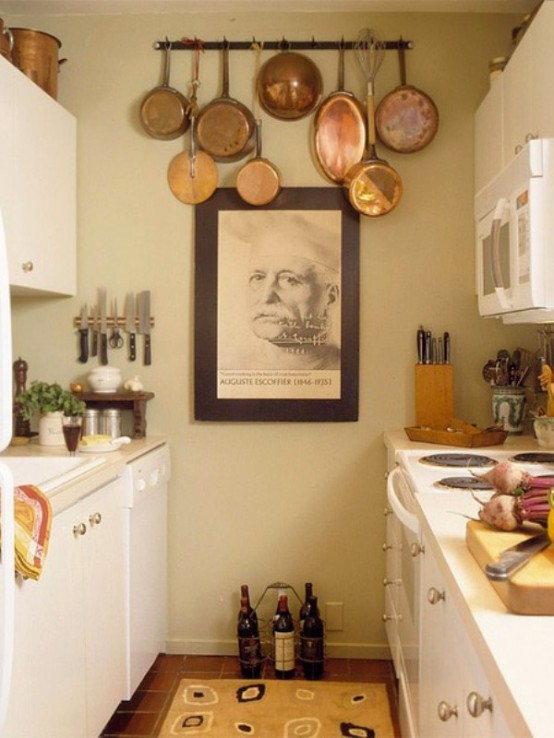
466, 691, 493, 718
73, 522, 87, 537
383, 506, 392, 516
383, 577, 402, 587
88, 512, 102, 526
438, 700, 458, 722
382, 543, 393, 551
427, 587, 445, 605
21, 261, 34, 273
410, 542, 425, 557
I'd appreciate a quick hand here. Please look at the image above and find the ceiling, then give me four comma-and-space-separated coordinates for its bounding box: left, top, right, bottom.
0, 0, 539, 14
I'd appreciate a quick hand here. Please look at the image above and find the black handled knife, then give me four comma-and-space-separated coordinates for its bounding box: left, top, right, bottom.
125, 292, 136, 362
138, 290, 152, 366
78, 303, 89, 363
485, 533, 550, 581
98, 287, 108, 366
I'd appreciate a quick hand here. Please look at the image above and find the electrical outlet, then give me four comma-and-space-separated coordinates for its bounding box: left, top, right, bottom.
325, 602, 344, 631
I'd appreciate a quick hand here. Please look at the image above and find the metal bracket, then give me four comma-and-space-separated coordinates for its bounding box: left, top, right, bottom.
153, 37, 413, 52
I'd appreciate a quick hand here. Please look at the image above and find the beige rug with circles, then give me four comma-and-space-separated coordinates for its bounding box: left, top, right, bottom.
157, 678, 395, 737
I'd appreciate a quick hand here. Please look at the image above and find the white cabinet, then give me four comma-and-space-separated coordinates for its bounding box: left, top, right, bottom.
2, 476, 126, 738
475, 1, 554, 192
0, 57, 76, 296
419, 536, 510, 738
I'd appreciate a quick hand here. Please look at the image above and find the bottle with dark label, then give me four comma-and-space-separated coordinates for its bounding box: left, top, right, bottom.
300, 595, 324, 680
273, 594, 295, 679
237, 595, 262, 678
239, 584, 258, 626
299, 582, 314, 632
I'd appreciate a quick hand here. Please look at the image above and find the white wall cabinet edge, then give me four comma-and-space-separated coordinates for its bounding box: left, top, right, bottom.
0, 57, 76, 296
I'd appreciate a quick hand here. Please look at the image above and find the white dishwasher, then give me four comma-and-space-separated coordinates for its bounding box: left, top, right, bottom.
122, 443, 170, 698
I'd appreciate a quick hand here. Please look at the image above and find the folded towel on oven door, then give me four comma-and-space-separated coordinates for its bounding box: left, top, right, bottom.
0, 484, 52, 580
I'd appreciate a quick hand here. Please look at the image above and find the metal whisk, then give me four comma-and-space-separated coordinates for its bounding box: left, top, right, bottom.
354, 28, 386, 95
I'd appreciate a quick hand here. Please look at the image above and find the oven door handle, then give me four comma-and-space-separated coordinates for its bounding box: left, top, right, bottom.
386, 467, 420, 534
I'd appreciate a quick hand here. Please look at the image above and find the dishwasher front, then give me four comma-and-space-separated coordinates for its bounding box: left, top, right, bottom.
122, 444, 170, 698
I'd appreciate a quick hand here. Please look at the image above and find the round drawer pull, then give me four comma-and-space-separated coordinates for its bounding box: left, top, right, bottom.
382, 543, 393, 551
73, 522, 87, 537
438, 700, 458, 722
383, 577, 402, 587
427, 587, 445, 605
467, 691, 493, 718
88, 512, 102, 526
410, 542, 425, 557
21, 261, 34, 273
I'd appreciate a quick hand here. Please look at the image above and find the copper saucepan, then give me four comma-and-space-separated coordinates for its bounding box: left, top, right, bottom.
375, 42, 438, 154
140, 41, 190, 140
257, 48, 323, 121
313, 41, 366, 183
236, 119, 281, 206
195, 39, 256, 162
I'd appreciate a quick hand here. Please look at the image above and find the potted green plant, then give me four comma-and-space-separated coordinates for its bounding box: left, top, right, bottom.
15, 381, 86, 446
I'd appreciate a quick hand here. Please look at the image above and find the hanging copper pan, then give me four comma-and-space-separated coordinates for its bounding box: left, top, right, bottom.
375, 42, 438, 154
313, 41, 366, 183
236, 119, 281, 206
195, 39, 256, 162
257, 48, 323, 121
140, 41, 190, 140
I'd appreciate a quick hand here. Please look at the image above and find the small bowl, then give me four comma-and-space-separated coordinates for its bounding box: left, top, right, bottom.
533, 417, 554, 448
87, 366, 121, 393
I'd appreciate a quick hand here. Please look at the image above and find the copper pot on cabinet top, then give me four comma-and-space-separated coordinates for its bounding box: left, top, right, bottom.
0, 18, 13, 62
10, 28, 63, 99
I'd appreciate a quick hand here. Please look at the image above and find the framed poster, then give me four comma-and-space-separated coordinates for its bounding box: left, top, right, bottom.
194, 187, 359, 421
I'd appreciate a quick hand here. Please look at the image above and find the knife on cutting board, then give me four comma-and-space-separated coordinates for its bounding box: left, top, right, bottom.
138, 290, 152, 366
485, 533, 551, 581
98, 287, 108, 366
78, 303, 89, 363
125, 292, 136, 362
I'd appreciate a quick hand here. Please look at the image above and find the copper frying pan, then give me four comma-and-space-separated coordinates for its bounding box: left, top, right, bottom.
195, 39, 256, 162
236, 119, 281, 206
313, 41, 366, 183
375, 42, 438, 154
140, 41, 190, 140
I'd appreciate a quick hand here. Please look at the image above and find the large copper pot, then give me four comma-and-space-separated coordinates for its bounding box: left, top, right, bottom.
10, 28, 62, 99
256, 50, 322, 121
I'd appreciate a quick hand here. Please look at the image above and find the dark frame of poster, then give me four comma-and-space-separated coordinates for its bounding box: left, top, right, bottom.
194, 187, 359, 422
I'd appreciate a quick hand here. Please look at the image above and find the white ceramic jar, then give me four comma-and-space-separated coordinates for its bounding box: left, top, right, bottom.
87, 366, 122, 393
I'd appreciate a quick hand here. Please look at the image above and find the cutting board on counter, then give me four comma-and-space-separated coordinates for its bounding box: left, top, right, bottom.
466, 520, 554, 615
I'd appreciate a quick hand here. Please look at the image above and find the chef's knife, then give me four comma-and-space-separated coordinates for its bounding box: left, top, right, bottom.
485, 533, 551, 581
90, 305, 98, 357
125, 292, 136, 362
417, 326, 424, 364
138, 290, 152, 366
78, 303, 89, 363
98, 287, 108, 366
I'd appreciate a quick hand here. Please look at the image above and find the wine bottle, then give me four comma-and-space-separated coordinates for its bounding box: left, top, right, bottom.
273, 594, 295, 679
239, 584, 258, 626
299, 582, 314, 632
237, 596, 262, 678
300, 595, 324, 680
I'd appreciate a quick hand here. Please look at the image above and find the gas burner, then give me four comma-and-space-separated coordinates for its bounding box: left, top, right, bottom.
419, 453, 497, 468
435, 476, 494, 491
511, 452, 554, 464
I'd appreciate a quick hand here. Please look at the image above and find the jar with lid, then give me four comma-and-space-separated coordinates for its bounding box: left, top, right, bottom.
82, 408, 100, 437
101, 408, 121, 439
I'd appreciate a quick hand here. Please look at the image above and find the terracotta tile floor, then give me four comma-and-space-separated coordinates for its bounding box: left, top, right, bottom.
100, 654, 400, 737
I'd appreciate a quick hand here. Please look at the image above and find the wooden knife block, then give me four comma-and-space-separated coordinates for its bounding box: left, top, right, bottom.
415, 364, 454, 426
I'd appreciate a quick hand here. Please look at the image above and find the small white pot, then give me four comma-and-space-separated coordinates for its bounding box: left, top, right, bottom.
38, 411, 64, 446
88, 366, 122, 393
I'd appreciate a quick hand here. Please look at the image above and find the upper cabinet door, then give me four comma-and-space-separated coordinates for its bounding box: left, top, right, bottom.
502, 28, 533, 164
0, 57, 76, 296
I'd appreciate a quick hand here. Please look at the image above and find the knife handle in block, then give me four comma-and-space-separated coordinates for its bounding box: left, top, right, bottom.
129, 333, 136, 362
100, 334, 108, 365
78, 330, 89, 363
144, 335, 151, 366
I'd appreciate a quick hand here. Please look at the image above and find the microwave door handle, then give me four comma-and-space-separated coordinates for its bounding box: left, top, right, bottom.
386, 467, 420, 534
490, 198, 512, 309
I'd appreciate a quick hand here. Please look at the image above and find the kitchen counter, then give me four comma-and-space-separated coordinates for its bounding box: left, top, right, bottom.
0, 435, 167, 514
384, 429, 554, 738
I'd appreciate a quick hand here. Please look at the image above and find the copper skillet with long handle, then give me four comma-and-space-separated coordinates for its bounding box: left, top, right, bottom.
375, 40, 439, 154
168, 48, 218, 205
344, 28, 403, 217
195, 38, 256, 162
140, 40, 190, 140
313, 39, 366, 183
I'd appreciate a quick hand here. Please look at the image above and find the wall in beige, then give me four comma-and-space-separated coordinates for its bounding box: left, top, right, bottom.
6, 8, 536, 656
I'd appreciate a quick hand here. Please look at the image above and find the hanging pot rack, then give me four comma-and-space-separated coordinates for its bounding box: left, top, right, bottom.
153, 37, 413, 52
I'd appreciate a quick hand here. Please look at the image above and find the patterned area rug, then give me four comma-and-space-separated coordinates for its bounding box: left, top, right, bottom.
158, 679, 395, 737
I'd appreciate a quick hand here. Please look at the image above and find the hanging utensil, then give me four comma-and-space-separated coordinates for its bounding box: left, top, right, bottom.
140, 39, 190, 140
168, 48, 218, 205
375, 40, 438, 153
256, 45, 323, 121
236, 119, 281, 205
195, 38, 256, 162
344, 28, 403, 217
313, 39, 366, 183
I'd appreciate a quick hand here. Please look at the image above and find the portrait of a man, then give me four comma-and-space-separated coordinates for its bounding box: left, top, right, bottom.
218, 209, 342, 373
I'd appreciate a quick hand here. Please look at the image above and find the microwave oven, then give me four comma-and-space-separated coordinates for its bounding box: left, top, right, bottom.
475, 138, 554, 324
